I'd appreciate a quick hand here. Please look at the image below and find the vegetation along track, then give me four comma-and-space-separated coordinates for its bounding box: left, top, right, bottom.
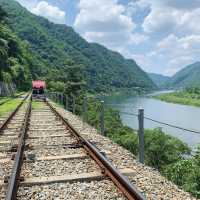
0, 96, 145, 200
0, 94, 29, 127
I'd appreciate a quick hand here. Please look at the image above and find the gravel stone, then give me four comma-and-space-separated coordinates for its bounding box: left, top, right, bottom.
21, 158, 99, 177
0, 160, 13, 178
26, 136, 76, 146
17, 179, 126, 200
24, 147, 86, 157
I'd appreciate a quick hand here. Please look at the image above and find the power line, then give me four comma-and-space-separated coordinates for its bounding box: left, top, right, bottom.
120, 111, 138, 117
143, 116, 200, 134
118, 110, 200, 135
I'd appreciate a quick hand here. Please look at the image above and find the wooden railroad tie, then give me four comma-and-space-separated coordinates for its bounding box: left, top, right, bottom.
27, 134, 71, 139
28, 128, 66, 131
29, 123, 63, 126
0, 151, 111, 163
20, 168, 135, 186
0, 168, 135, 186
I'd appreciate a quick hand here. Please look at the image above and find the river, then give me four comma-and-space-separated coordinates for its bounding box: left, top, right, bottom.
103, 92, 200, 149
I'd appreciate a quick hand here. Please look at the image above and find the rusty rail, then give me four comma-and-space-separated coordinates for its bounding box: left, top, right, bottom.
46, 100, 145, 200
0, 93, 29, 133
5, 96, 32, 200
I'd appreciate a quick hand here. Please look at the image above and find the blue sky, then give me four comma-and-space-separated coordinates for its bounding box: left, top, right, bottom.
15, 0, 200, 76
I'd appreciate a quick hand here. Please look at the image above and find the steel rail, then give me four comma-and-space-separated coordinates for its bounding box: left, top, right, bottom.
0, 93, 30, 133
5, 96, 32, 200
46, 100, 145, 200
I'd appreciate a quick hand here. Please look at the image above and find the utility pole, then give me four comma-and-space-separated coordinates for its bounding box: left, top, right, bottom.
138, 108, 144, 164
100, 100, 105, 136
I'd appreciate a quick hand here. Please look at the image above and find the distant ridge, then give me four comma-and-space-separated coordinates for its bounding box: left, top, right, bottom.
148, 73, 171, 89
171, 62, 200, 88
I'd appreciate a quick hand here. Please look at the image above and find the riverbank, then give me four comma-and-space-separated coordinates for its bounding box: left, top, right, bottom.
154, 91, 200, 107
87, 87, 156, 99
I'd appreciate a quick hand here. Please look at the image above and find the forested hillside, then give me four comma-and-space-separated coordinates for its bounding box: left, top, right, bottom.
148, 73, 171, 89
171, 62, 200, 88
0, 0, 155, 93
0, 6, 32, 90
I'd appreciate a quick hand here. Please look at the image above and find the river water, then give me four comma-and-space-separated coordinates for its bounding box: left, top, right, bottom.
103, 92, 200, 149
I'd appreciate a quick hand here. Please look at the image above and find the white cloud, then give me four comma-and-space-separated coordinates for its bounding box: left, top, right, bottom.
131, 53, 152, 71
16, 0, 38, 10
143, 8, 179, 33
157, 34, 200, 55
74, 0, 146, 50
116, 48, 157, 73
130, 33, 149, 45
32, 1, 66, 24
75, 0, 134, 32
84, 31, 131, 48
179, 9, 200, 34
156, 34, 200, 75
142, 0, 200, 35
153, 0, 200, 10
125, 0, 150, 17
139, 0, 200, 11
157, 34, 179, 51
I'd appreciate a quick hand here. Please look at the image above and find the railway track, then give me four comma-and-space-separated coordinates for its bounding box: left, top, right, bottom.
0, 96, 145, 200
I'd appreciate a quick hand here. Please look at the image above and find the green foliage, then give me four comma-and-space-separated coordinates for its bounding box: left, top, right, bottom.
110, 126, 138, 155
185, 87, 200, 95
46, 63, 86, 97
64, 65, 86, 97
164, 160, 196, 186
155, 88, 200, 107
0, 96, 21, 116
0, 5, 6, 22
47, 81, 65, 92
164, 146, 200, 198
0, 21, 32, 90
144, 128, 190, 170
2, 71, 12, 83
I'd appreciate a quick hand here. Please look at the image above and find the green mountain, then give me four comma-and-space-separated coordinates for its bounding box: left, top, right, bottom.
0, 6, 35, 90
171, 62, 200, 88
148, 73, 171, 89
0, 0, 155, 93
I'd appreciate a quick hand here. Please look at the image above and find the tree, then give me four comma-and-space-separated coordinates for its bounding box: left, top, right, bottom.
0, 6, 7, 22
144, 128, 191, 170
164, 158, 200, 198
64, 64, 86, 97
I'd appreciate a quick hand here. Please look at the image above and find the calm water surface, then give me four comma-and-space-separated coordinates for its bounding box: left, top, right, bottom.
104, 92, 200, 149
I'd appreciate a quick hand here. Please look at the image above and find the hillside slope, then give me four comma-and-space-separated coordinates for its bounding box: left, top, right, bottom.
0, 6, 35, 90
0, 0, 155, 93
171, 62, 200, 88
148, 73, 171, 89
